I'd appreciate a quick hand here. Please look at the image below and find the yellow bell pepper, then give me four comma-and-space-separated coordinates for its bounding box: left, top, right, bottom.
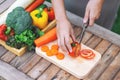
30, 10, 48, 29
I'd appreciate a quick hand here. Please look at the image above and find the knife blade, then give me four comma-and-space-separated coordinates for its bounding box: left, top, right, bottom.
78, 22, 89, 43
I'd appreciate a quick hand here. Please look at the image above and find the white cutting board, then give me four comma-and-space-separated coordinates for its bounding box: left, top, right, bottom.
36, 40, 101, 79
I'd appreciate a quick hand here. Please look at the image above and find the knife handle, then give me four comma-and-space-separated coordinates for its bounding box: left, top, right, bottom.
84, 19, 89, 28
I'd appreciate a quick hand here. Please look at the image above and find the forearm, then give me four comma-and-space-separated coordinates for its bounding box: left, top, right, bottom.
51, 0, 68, 21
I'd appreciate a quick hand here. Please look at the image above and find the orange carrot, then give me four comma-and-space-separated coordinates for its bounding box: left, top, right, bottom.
56, 52, 65, 60
51, 44, 59, 50
34, 27, 57, 47
26, 0, 45, 12
41, 45, 49, 52
46, 50, 53, 56
51, 49, 58, 55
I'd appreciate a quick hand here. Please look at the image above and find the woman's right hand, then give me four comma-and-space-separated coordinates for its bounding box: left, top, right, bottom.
56, 19, 75, 53
51, 0, 75, 53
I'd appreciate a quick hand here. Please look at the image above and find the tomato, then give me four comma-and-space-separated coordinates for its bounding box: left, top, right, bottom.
80, 49, 95, 59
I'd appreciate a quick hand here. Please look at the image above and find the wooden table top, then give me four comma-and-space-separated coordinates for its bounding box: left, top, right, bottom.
0, 1, 120, 80
0, 25, 120, 80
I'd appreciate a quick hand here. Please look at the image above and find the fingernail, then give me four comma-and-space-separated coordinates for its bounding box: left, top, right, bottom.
70, 49, 72, 53
83, 19, 87, 23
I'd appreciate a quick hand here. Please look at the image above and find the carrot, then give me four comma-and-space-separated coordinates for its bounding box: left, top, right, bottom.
56, 52, 65, 60
51, 49, 58, 55
26, 0, 45, 12
46, 50, 53, 56
34, 27, 57, 47
41, 45, 49, 52
51, 44, 59, 50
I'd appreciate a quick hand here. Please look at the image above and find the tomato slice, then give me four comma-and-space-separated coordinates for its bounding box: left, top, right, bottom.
80, 49, 95, 59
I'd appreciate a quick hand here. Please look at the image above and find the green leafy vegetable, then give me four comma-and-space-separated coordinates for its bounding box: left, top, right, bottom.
5, 27, 11, 35
5, 7, 45, 51
6, 7, 32, 35
6, 26, 44, 51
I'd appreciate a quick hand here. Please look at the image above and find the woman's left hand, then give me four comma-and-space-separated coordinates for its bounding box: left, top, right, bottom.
83, 0, 104, 26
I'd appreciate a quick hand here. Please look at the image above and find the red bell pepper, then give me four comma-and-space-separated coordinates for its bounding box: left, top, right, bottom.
69, 42, 81, 57
80, 49, 95, 59
0, 24, 8, 41
44, 7, 55, 21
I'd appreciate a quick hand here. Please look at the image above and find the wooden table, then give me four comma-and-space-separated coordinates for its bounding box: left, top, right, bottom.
0, 1, 120, 80
0, 21, 120, 80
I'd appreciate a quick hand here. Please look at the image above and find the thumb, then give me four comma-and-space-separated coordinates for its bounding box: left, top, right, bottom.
83, 9, 90, 23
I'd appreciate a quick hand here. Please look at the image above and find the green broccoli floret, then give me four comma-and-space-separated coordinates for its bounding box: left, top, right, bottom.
6, 7, 33, 35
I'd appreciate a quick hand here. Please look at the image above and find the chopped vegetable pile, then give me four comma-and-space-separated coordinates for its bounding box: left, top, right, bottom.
41, 44, 65, 60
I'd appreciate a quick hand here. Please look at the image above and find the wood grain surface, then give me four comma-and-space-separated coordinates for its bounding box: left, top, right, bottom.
0, 1, 120, 80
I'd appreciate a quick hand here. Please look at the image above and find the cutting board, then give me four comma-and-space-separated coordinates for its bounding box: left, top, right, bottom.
36, 40, 101, 79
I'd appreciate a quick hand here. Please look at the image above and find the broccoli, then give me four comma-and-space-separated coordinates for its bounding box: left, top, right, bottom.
6, 7, 33, 35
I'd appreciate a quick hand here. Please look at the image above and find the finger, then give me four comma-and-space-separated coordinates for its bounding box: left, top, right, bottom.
70, 29, 76, 42
70, 34, 76, 42
65, 35, 72, 53
59, 35, 68, 52
57, 38, 60, 48
95, 13, 100, 19
83, 8, 90, 23
89, 12, 95, 26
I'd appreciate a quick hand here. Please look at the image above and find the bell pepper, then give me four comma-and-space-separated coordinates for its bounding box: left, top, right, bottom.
0, 24, 8, 41
44, 7, 55, 21
37, 4, 47, 11
30, 9, 48, 29
69, 42, 81, 57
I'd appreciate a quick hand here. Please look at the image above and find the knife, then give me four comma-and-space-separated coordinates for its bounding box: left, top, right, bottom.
78, 21, 89, 43
73, 20, 89, 57
0, 0, 16, 14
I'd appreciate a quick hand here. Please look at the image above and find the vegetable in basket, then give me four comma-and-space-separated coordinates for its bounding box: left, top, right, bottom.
6, 26, 44, 51
30, 5, 48, 29
0, 24, 8, 41
30, 10, 48, 29
6, 7, 33, 35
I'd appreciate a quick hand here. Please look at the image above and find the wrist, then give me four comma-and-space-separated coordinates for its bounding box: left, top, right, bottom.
55, 14, 68, 21
56, 16, 69, 23
89, 0, 104, 2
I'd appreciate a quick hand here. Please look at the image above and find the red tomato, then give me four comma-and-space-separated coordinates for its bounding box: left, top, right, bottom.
80, 49, 95, 59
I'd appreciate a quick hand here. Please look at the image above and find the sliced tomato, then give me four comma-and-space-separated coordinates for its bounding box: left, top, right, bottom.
80, 49, 95, 59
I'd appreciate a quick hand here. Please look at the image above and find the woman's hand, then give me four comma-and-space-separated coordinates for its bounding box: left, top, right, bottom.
84, 0, 104, 26
56, 19, 75, 53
